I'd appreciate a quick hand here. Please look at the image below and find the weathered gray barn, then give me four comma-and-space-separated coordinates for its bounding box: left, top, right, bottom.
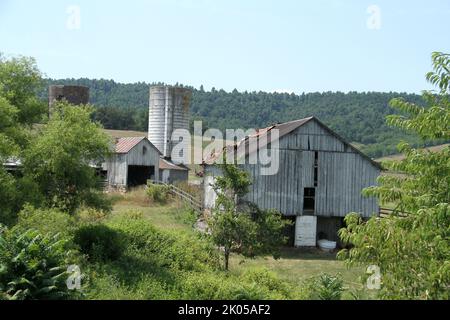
203, 117, 381, 246
104, 137, 160, 191
159, 158, 189, 184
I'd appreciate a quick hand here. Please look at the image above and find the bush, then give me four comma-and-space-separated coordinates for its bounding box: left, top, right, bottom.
75, 207, 109, 225
304, 273, 344, 300
0, 168, 17, 226
123, 209, 144, 220
180, 272, 236, 300
82, 191, 113, 213
14, 205, 76, 238
146, 182, 171, 204
0, 228, 77, 300
175, 206, 199, 226
241, 268, 294, 299
80, 216, 304, 300
87, 270, 175, 300
180, 271, 291, 300
74, 225, 123, 262
107, 216, 220, 271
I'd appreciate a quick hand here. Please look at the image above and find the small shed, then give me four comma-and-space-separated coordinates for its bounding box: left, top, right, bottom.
159, 158, 189, 184
105, 137, 160, 191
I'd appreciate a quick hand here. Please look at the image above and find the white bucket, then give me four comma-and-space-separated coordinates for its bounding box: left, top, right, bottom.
317, 239, 337, 252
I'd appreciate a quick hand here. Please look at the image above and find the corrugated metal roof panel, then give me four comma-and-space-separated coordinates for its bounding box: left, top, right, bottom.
204, 117, 314, 163
202, 116, 381, 169
115, 137, 146, 153
159, 158, 189, 171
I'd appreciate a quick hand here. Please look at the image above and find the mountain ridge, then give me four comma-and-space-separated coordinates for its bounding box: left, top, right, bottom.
41, 78, 447, 158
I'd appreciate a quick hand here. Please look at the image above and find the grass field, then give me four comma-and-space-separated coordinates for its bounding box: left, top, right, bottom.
376, 143, 449, 162
229, 250, 366, 293
108, 187, 372, 299
104, 129, 148, 139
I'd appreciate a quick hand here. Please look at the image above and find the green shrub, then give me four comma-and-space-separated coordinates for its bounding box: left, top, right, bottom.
14, 176, 45, 214
86, 270, 175, 300
180, 272, 240, 300
180, 272, 282, 300
106, 193, 125, 205
0, 228, 76, 300
241, 267, 294, 299
304, 273, 344, 300
0, 168, 17, 226
82, 190, 113, 213
107, 216, 220, 271
146, 182, 171, 204
74, 207, 109, 225
123, 209, 144, 220
14, 204, 76, 238
74, 225, 123, 262
77, 216, 304, 300
180, 207, 199, 226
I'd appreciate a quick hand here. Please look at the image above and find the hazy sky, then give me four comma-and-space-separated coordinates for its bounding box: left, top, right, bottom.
1, 0, 449, 93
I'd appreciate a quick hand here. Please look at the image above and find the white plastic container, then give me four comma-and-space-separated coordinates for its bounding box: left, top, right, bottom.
317, 239, 337, 252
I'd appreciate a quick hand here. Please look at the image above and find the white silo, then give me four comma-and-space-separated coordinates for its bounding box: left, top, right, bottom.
148, 85, 191, 159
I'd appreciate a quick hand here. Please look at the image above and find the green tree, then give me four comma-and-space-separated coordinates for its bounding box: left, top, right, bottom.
0, 55, 46, 126
0, 169, 16, 225
209, 162, 290, 270
0, 97, 18, 224
0, 55, 45, 224
23, 102, 111, 213
43, 77, 445, 159
338, 52, 450, 300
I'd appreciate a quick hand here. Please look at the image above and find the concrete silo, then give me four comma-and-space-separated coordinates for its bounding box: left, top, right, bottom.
148, 85, 191, 159
48, 85, 90, 113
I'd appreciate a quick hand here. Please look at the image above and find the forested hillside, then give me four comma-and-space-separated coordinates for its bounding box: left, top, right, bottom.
40, 78, 446, 157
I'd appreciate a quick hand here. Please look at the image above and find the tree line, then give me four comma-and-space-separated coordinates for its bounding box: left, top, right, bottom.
40, 79, 448, 158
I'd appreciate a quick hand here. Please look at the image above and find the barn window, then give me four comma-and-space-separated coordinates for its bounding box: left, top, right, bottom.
314, 151, 318, 187
303, 188, 315, 213
143, 146, 147, 155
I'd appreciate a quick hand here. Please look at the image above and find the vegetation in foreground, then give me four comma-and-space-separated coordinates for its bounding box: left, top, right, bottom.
0, 52, 449, 300
338, 52, 450, 300
1, 196, 336, 300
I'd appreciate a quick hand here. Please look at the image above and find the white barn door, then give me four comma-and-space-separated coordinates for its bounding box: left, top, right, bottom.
295, 216, 317, 247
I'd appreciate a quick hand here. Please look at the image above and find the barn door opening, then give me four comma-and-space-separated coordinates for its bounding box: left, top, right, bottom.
303, 187, 315, 215
127, 165, 155, 187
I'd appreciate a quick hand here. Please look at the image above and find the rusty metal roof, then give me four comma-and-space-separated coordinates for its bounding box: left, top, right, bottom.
159, 158, 189, 171
115, 137, 145, 153
203, 117, 381, 169
204, 117, 313, 164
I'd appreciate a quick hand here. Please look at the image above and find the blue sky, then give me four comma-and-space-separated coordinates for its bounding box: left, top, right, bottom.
1, 0, 449, 93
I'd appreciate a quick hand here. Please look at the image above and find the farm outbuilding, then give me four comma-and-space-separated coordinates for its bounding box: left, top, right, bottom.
159, 158, 189, 184
203, 117, 381, 247
104, 137, 160, 191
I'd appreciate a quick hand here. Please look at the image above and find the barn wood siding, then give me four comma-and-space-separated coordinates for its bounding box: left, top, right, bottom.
126, 139, 160, 168
106, 139, 160, 187
204, 119, 380, 218
161, 169, 189, 184
106, 154, 128, 186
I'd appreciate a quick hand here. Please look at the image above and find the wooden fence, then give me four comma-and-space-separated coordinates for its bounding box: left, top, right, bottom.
148, 183, 408, 218
151, 181, 203, 212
